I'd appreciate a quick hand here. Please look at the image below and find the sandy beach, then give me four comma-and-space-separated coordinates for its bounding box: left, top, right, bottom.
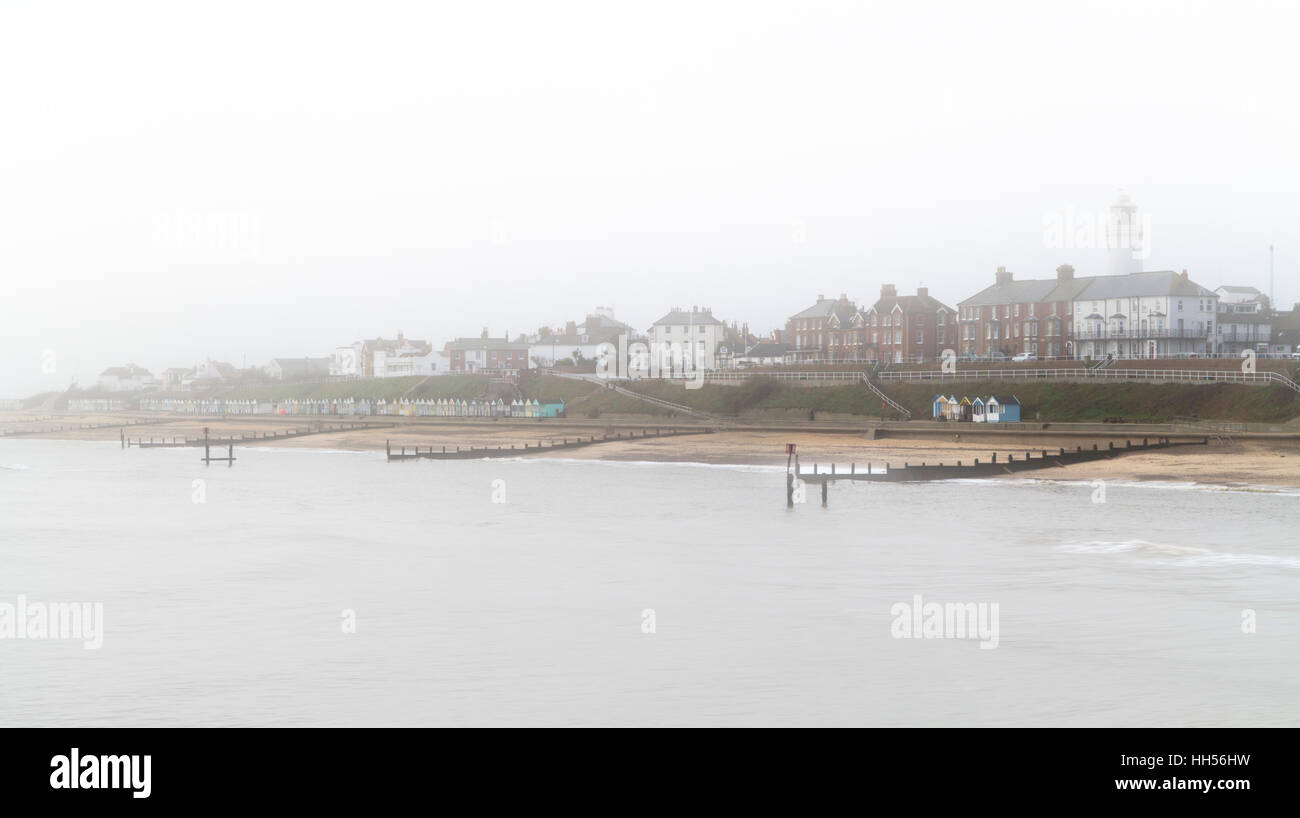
4, 411, 1299, 488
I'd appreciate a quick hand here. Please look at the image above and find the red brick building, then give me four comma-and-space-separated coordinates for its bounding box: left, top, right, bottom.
863, 285, 955, 363
446, 337, 531, 372
786, 294, 864, 362
956, 265, 1080, 359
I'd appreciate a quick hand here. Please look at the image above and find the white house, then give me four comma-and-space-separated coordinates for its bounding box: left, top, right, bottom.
374, 348, 452, 377
649, 306, 727, 374
1070, 270, 1219, 359
97, 365, 157, 392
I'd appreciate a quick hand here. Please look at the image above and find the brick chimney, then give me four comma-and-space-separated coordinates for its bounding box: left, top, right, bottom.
817, 294, 825, 302
1056, 264, 1075, 281
995, 266, 1013, 286
1180, 269, 1189, 281
881, 283, 897, 298
917, 287, 929, 297
565, 321, 577, 335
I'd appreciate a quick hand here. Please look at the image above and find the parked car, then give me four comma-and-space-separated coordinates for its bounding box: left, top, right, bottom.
1012, 352, 1037, 362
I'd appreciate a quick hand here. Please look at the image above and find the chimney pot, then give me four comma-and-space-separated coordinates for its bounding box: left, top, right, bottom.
917, 287, 928, 297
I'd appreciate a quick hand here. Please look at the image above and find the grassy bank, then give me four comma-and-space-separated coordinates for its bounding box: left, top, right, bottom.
582, 377, 1300, 424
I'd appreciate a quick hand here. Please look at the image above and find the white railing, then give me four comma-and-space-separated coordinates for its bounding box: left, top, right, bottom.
860, 374, 912, 418
609, 385, 719, 421
705, 371, 865, 383
876, 368, 1300, 392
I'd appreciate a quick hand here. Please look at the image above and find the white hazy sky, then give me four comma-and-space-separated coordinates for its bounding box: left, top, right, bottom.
2, 0, 1297, 396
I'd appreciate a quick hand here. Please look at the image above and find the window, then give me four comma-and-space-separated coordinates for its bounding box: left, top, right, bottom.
1014, 304, 1020, 317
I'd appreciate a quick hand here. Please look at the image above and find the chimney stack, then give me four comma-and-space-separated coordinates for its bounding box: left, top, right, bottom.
917, 287, 929, 298
881, 283, 897, 298
1056, 264, 1075, 281
995, 266, 1013, 286
1180, 269, 1189, 281
817, 294, 825, 302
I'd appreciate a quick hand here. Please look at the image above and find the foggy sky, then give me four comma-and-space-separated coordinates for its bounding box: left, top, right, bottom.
2, 0, 1297, 396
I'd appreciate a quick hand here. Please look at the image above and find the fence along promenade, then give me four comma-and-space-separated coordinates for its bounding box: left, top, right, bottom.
693, 368, 1300, 393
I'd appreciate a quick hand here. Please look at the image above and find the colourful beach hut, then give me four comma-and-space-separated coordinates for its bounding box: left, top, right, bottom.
971, 396, 986, 422
958, 396, 973, 422
932, 395, 947, 419
985, 395, 1021, 423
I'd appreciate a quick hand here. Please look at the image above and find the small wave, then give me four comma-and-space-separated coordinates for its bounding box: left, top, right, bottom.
0, 463, 31, 470
986, 477, 1300, 497
1059, 539, 1300, 567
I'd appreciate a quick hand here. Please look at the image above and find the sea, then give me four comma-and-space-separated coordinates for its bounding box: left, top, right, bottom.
2, 439, 1297, 726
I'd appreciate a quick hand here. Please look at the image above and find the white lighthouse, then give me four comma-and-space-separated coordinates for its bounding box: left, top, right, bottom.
1105, 191, 1144, 276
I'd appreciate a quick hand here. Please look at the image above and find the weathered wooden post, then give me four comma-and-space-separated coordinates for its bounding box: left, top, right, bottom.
786, 472, 794, 509
821, 479, 828, 508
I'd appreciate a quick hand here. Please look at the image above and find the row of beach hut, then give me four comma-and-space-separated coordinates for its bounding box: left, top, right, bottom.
931, 394, 1021, 423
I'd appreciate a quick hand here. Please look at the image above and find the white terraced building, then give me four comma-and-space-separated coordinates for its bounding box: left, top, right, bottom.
649, 306, 727, 373
1069, 270, 1218, 359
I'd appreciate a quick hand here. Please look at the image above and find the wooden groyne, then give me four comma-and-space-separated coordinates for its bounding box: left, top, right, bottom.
387, 427, 713, 461
123, 421, 391, 448
790, 437, 1209, 505
1, 418, 168, 438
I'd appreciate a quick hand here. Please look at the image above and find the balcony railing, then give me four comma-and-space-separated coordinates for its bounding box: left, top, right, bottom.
1071, 329, 1211, 340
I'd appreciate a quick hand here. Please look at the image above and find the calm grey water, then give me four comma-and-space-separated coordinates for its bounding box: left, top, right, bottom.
2, 439, 1298, 727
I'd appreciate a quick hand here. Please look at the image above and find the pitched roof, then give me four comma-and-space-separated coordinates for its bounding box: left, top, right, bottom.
1074, 271, 1213, 300
870, 292, 955, 315
740, 342, 792, 357
962, 270, 1213, 306
789, 298, 857, 322
100, 365, 151, 377
446, 338, 530, 350
1217, 285, 1262, 294
652, 309, 723, 326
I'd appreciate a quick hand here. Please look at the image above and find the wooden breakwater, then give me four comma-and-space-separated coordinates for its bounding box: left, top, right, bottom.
1, 418, 169, 438
790, 437, 1208, 505
387, 427, 714, 461
123, 421, 392, 448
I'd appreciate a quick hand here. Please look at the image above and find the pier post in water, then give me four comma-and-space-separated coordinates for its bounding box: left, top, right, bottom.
821, 480, 828, 508
786, 472, 794, 509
